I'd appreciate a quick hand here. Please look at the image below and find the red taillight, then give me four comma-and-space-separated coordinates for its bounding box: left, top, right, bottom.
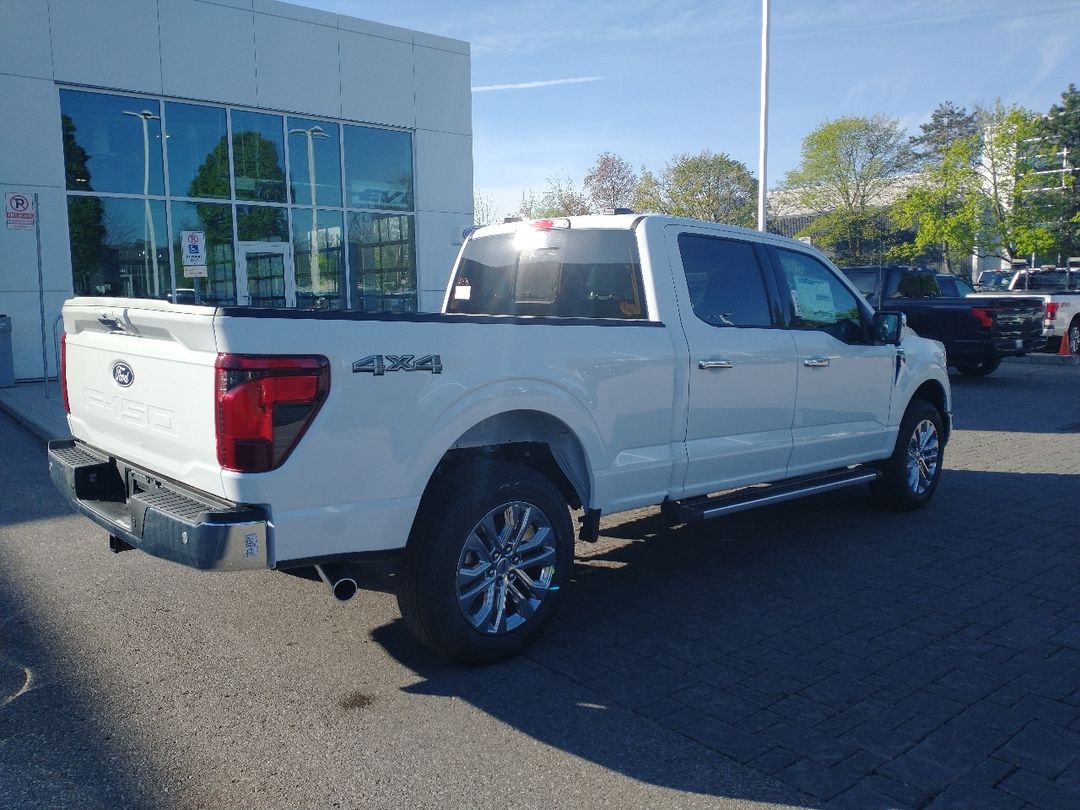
215, 354, 330, 473
970, 307, 994, 329
60, 333, 70, 415
1046, 302, 1060, 321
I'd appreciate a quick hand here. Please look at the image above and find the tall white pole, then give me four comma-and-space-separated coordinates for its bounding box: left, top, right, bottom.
757, 0, 770, 232
290, 126, 328, 307
307, 132, 320, 298
126, 110, 161, 298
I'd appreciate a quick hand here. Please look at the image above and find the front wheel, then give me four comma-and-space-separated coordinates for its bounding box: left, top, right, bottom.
953, 356, 1001, 377
871, 400, 944, 511
396, 460, 574, 665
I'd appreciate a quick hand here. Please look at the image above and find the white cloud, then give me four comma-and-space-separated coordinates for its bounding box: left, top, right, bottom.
472, 76, 604, 93
1034, 34, 1067, 85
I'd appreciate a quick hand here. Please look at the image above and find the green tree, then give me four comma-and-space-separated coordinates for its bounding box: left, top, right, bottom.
974, 101, 1055, 262
910, 101, 977, 165
584, 152, 637, 212
62, 114, 105, 294
632, 150, 756, 226
784, 115, 916, 264
889, 134, 983, 273
1039, 84, 1080, 259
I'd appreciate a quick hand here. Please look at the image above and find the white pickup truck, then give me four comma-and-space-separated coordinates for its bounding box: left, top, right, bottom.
975, 269, 1080, 355
50, 214, 952, 663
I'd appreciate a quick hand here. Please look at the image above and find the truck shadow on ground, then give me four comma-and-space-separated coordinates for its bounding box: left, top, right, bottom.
0, 416, 159, 809
374, 468, 1080, 808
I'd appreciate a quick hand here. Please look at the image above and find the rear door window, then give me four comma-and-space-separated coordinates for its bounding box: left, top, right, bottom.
677, 234, 774, 327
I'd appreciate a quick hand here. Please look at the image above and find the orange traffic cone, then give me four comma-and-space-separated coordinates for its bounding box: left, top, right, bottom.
1059, 329, 1073, 356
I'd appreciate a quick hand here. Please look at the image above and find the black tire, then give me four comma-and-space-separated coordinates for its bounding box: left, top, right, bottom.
1068, 318, 1080, 356
396, 460, 574, 665
953, 355, 1001, 377
871, 400, 945, 511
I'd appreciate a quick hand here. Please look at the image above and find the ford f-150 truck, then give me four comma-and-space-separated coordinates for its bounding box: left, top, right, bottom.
50, 215, 952, 663
973, 269, 1080, 356
842, 265, 1046, 376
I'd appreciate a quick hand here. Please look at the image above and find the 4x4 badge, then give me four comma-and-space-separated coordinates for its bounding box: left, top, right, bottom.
352, 354, 442, 376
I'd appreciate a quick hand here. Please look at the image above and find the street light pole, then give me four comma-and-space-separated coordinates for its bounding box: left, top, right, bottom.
123, 110, 162, 298
757, 0, 770, 232
289, 125, 329, 304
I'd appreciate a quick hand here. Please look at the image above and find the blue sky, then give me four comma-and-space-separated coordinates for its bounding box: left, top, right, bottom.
301, 1, 1079, 219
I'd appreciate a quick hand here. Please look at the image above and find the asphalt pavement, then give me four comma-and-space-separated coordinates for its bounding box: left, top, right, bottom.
1, 359, 1079, 809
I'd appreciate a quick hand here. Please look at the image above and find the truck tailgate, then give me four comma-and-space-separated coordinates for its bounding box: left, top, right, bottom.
62, 298, 225, 498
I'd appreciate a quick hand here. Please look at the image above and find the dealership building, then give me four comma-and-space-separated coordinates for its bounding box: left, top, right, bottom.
0, 0, 472, 380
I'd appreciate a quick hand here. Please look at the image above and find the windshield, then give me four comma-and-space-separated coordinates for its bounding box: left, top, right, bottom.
975, 272, 1012, 291
447, 228, 646, 319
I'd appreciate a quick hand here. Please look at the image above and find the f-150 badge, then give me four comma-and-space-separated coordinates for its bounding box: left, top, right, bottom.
352, 355, 442, 376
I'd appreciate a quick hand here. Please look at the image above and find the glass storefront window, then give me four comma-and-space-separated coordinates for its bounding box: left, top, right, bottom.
165, 102, 230, 200
62, 88, 418, 312
68, 196, 170, 298
170, 201, 236, 305
231, 110, 286, 203
287, 118, 341, 207
347, 213, 416, 311
293, 209, 345, 310
60, 90, 164, 196
237, 205, 288, 242
343, 126, 413, 211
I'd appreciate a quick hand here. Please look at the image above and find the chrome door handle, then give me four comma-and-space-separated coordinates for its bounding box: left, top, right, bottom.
803, 357, 831, 368
699, 360, 734, 370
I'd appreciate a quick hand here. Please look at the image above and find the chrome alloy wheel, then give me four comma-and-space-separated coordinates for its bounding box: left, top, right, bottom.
455, 501, 557, 635
1069, 322, 1080, 355
906, 418, 940, 495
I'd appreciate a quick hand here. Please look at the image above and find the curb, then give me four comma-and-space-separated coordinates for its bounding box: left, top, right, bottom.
1010, 353, 1079, 367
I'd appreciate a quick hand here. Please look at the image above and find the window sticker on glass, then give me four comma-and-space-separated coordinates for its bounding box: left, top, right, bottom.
454, 279, 472, 300
792, 277, 834, 323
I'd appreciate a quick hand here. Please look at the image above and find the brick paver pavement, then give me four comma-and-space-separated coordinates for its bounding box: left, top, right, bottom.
530, 360, 1080, 808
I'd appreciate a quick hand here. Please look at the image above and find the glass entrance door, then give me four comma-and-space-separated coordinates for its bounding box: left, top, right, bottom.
237, 242, 295, 307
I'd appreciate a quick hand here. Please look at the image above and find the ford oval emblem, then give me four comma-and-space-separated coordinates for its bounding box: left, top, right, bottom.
112, 361, 134, 388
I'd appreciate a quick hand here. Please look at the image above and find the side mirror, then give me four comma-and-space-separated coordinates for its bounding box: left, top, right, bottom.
874, 311, 904, 344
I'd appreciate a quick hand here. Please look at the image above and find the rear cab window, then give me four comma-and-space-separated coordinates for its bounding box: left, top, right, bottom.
447, 227, 646, 319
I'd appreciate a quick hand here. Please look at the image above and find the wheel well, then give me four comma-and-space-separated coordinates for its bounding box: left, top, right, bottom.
911, 380, 950, 444
423, 411, 590, 513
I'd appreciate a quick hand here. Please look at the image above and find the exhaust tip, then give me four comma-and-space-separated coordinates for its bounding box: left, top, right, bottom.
315, 564, 359, 603
332, 577, 358, 602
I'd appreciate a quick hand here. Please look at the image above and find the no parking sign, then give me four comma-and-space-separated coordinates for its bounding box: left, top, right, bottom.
5, 192, 35, 230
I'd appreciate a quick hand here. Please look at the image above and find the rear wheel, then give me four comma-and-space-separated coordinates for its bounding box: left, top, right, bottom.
953, 355, 1001, 377
1068, 318, 1080, 356
397, 460, 573, 664
871, 400, 944, 511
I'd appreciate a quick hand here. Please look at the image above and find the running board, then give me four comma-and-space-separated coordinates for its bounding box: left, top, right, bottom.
664, 468, 881, 524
